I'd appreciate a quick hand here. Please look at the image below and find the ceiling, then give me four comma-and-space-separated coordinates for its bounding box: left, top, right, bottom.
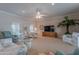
0, 3, 79, 18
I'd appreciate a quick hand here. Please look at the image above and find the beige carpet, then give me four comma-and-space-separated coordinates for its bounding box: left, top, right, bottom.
28, 37, 76, 55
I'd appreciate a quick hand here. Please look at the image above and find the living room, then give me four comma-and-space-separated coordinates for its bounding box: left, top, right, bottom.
0, 3, 79, 55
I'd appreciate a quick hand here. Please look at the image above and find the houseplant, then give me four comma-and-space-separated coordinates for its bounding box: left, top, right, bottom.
57, 16, 79, 34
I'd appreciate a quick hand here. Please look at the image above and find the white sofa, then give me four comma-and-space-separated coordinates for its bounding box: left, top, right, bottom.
63, 34, 72, 44
0, 38, 27, 55
63, 32, 79, 47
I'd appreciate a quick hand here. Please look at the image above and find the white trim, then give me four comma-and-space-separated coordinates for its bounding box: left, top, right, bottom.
0, 10, 19, 17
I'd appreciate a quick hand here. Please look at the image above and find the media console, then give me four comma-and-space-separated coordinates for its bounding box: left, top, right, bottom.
42, 32, 57, 37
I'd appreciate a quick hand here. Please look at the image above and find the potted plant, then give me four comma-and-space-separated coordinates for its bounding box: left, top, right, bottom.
57, 16, 79, 34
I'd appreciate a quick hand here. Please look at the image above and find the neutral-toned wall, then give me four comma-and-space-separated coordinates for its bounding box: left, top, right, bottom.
0, 11, 25, 35
44, 12, 79, 38
0, 10, 43, 37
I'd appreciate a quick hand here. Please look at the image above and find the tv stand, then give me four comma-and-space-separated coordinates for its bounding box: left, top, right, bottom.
42, 32, 57, 37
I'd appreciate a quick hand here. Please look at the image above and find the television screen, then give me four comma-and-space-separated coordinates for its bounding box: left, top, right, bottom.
44, 25, 54, 32
44, 26, 50, 32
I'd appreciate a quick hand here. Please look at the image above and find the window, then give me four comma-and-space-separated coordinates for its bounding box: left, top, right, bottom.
11, 23, 20, 35
29, 25, 37, 32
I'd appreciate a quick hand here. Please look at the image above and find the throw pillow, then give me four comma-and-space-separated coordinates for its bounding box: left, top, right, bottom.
55, 51, 64, 55
2, 31, 12, 38
0, 32, 4, 39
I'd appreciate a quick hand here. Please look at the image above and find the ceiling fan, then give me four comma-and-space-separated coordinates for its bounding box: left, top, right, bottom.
35, 8, 46, 19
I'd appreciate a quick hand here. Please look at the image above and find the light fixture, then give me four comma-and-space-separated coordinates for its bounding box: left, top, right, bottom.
36, 11, 42, 19
35, 8, 45, 19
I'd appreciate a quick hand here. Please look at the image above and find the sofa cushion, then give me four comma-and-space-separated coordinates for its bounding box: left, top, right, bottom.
0, 32, 4, 39
0, 38, 13, 47
2, 31, 12, 38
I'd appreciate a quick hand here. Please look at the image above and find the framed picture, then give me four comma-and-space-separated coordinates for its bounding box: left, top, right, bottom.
40, 25, 43, 30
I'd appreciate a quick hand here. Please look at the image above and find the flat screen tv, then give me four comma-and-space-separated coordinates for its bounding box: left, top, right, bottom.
44, 25, 54, 32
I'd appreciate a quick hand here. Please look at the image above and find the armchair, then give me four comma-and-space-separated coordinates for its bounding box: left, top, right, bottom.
63, 32, 79, 48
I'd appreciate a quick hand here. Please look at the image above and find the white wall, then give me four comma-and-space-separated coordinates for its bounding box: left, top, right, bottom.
0, 11, 25, 35
0, 10, 43, 37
